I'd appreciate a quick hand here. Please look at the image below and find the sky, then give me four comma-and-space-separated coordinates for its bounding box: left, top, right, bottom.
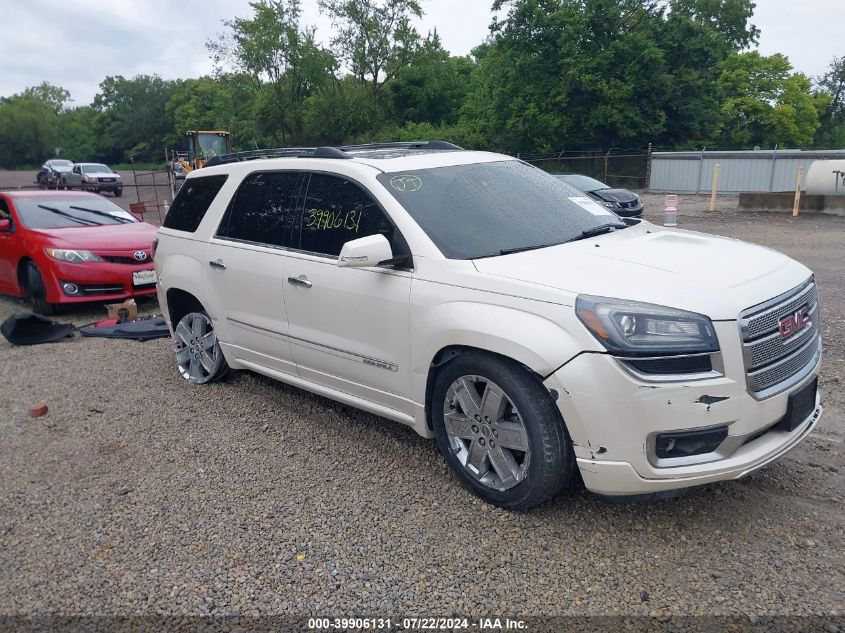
0, 0, 841, 107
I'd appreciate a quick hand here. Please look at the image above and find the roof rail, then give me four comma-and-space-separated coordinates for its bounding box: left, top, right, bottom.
202, 140, 463, 168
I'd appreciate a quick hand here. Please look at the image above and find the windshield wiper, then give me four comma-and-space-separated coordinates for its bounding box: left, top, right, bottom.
473, 222, 629, 259
37, 204, 101, 226
564, 222, 627, 243
494, 241, 567, 256
68, 205, 133, 223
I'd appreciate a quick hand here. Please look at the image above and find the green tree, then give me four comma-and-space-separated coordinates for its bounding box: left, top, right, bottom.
815, 55, 845, 147
716, 51, 821, 147
57, 106, 99, 161
319, 0, 422, 92
0, 96, 58, 167
462, 0, 670, 153
303, 75, 383, 143
20, 82, 72, 113
387, 32, 473, 126
0, 82, 73, 167
93, 74, 177, 162
657, 0, 760, 147
208, 0, 336, 144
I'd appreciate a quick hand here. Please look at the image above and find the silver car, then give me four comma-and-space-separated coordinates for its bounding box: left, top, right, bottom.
36, 159, 74, 188
63, 163, 123, 197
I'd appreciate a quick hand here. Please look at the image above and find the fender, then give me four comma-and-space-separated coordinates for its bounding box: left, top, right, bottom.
411, 300, 587, 402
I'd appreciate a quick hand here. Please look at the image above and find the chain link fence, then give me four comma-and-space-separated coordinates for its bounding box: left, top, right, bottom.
520, 150, 651, 189
123, 170, 173, 226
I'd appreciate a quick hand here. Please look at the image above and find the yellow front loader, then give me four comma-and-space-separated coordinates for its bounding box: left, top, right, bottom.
168, 130, 233, 198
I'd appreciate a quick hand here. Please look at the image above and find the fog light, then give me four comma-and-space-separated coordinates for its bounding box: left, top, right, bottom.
62, 282, 80, 295
655, 426, 728, 459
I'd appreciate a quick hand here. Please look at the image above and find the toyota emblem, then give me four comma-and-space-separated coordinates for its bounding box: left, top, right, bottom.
133, 250, 148, 261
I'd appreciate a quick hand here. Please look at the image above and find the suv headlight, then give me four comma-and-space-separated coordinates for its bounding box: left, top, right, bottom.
45, 248, 103, 264
575, 295, 718, 356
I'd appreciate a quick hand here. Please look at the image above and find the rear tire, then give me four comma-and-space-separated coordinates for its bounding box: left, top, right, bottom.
25, 262, 56, 316
432, 351, 575, 510
173, 311, 228, 384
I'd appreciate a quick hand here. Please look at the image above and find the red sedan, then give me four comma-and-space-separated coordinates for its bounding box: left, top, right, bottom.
0, 190, 158, 314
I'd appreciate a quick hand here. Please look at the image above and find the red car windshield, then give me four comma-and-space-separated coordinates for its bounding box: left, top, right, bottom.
14, 197, 138, 229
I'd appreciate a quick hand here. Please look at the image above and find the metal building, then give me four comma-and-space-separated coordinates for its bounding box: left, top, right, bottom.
649, 149, 845, 193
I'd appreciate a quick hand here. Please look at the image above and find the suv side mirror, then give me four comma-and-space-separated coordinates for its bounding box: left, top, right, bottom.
0, 218, 11, 232
337, 234, 393, 268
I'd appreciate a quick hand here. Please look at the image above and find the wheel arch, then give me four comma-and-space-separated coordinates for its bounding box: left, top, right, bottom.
166, 287, 205, 328
16, 256, 33, 294
414, 303, 585, 432
423, 344, 557, 432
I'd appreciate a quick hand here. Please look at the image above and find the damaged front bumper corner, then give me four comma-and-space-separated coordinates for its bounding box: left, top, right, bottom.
543, 348, 822, 498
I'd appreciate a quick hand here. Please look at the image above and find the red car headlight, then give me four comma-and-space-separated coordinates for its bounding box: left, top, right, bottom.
44, 248, 103, 264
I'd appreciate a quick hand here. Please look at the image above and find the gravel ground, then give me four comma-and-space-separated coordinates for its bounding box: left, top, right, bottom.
0, 193, 843, 624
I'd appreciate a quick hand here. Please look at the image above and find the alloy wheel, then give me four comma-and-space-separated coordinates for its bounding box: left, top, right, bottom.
173, 312, 223, 384
443, 375, 530, 491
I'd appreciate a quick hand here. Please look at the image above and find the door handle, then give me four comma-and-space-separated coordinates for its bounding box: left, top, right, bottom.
287, 275, 312, 288
209, 259, 226, 270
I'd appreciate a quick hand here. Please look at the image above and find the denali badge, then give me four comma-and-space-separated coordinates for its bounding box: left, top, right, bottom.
778, 306, 810, 339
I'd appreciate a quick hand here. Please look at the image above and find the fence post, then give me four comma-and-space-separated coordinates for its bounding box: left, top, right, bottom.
792, 167, 804, 217
603, 148, 611, 183
152, 171, 160, 210
768, 144, 778, 192
709, 163, 720, 212
645, 142, 652, 192
695, 146, 706, 196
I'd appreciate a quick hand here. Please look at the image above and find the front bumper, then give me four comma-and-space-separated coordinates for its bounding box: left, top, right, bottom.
42, 259, 157, 304
83, 180, 122, 192
544, 321, 822, 497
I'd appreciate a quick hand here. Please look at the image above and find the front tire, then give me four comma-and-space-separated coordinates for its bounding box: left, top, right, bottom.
432, 352, 575, 510
173, 311, 228, 384
114, 188, 123, 197
25, 262, 56, 315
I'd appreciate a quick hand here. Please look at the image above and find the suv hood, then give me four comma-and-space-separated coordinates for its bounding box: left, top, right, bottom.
30, 223, 157, 251
472, 224, 811, 320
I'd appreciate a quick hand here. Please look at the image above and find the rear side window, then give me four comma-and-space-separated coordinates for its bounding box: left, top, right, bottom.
163, 175, 228, 232
216, 171, 304, 247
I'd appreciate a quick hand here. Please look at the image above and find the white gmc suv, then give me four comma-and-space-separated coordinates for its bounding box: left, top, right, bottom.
154, 142, 823, 509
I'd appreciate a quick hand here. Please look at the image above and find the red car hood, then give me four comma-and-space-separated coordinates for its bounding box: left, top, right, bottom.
30, 223, 158, 252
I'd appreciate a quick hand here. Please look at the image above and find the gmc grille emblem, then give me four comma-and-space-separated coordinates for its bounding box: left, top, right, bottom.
778, 306, 810, 339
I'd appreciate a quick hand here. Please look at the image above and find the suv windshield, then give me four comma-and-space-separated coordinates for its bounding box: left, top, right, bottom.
377, 160, 620, 259
81, 164, 112, 174
14, 196, 137, 229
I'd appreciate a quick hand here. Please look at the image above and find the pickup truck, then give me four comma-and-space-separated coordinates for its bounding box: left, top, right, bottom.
62, 163, 123, 197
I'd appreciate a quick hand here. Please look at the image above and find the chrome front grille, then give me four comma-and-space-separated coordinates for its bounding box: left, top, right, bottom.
739, 279, 821, 397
